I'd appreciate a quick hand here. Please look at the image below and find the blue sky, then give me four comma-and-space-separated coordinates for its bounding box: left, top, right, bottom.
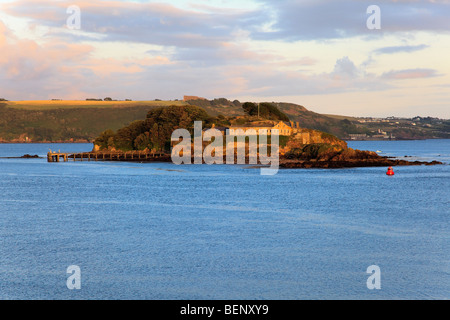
0, 0, 449, 117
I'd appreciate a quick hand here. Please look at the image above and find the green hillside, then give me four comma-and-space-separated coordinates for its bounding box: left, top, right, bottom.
0, 99, 448, 143
184, 99, 449, 140
0, 101, 185, 142
184, 99, 368, 138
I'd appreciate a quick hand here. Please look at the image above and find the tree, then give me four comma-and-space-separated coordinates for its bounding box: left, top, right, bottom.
258, 103, 290, 121
242, 102, 258, 116
149, 123, 161, 151
94, 129, 115, 150
242, 102, 290, 121
93, 105, 211, 152
113, 120, 146, 151
134, 132, 152, 151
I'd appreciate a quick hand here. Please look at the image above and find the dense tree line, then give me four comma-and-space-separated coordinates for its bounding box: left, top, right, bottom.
242, 102, 290, 122
95, 105, 213, 151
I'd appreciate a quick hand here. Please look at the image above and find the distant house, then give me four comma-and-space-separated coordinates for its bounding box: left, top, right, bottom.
226, 121, 300, 136
205, 125, 228, 135
349, 134, 368, 140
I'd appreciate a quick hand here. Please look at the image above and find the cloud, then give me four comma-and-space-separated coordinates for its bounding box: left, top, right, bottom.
0, 0, 449, 119
374, 44, 430, 54
0, 20, 173, 99
332, 56, 360, 78
382, 68, 440, 80
0, 21, 91, 81
0, 20, 388, 101
211, 56, 390, 98
251, 0, 450, 41
1, 0, 261, 48
6, 0, 450, 45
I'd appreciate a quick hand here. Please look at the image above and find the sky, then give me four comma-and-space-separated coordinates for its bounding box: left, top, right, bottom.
0, 0, 449, 118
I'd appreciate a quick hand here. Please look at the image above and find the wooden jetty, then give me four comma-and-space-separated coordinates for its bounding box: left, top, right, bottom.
47, 150, 169, 163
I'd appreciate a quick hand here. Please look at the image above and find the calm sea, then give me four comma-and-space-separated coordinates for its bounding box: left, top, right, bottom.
0, 140, 449, 300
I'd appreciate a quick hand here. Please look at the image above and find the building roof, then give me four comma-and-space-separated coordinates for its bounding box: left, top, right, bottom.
229, 121, 291, 128
229, 124, 274, 129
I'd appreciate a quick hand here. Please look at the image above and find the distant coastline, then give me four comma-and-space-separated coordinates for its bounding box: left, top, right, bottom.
0, 140, 90, 144
1, 99, 448, 143
2, 137, 449, 144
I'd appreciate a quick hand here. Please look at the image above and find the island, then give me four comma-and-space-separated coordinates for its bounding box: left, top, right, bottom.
83, 104, 443, 169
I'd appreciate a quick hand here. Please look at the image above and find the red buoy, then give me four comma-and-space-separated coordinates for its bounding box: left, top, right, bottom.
386, 166, 395, 176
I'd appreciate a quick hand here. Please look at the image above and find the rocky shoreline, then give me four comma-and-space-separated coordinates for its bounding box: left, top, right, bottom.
279, 136, 445, 168
279, 157, 443, 169
4, 150, 444, 169
0, 154, 42, 159
182, 154, 444, 168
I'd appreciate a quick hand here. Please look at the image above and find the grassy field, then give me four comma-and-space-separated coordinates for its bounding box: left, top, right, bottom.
6, 100, 187, 110
0, 100, 189, 142
322, 114, 360, 121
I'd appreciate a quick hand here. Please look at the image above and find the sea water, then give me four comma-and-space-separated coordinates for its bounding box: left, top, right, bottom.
0, 140, 448, 300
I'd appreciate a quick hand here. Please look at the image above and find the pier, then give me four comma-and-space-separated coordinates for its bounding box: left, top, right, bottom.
47, 150, 170, 163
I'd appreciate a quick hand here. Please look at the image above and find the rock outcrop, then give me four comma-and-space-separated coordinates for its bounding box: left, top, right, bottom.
280, 129, 443, 168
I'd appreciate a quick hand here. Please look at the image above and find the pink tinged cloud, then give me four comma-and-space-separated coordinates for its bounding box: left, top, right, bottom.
0, 22, 8, 46
0, 20, 173, 99
0, 35, 93, 80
